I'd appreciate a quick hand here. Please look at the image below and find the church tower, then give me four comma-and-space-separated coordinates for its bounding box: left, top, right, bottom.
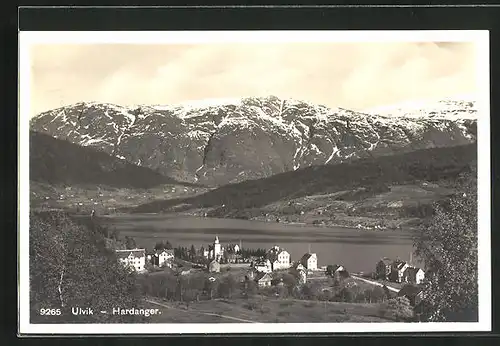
214, 235, 221, 260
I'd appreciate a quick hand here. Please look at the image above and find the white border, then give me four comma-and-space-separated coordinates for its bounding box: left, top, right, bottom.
18, 30, 491, 335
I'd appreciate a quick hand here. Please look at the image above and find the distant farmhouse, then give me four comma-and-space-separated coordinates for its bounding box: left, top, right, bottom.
376, 257, 425, 284
300, 253, 318, 271
149, 249, 174, 268
375, 258, 393, 279
253, 259, 272, 273
390, 260, 409, 283
266, 246, 291, 271
326, 264, 345, 277
254, 272, 273, 287
397, 284, 424, 307
116, 249, 146, 272
291, 262, 307, 284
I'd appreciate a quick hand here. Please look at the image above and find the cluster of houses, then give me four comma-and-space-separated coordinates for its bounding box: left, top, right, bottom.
115, 248, 175, 273
376, 257, 425, 285
204, 236, 328, 288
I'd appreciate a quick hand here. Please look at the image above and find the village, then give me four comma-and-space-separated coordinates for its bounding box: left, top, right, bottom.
114, 235, 427, 314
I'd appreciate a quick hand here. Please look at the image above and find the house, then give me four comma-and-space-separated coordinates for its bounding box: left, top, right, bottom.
300, 253, 318, 271
226, 243, 241, 254
254, 259, 272, 273
375, 258, 392, 280
291, 262, 305, 271
403, 267, 425, 285
289, 263, 307, 284
326, 264, 345, 276
116, 249, 146, 272
397, 284, 424, 307
266, 246, 291, 271
208, 259, 220, 273
390, 260, 409, 283
254, 272, 273, 287
296, 267, 307, 285
157, 249, 174, 267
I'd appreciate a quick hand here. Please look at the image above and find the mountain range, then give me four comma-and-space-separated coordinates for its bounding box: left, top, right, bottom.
30, 95, 477, 187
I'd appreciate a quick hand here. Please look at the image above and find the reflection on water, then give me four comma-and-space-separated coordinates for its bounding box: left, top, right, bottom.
102, 215, 419, 273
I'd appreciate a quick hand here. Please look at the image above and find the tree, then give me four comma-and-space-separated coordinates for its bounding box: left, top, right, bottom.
414, 174, 478, 322
29, 211, 144, 323
154, 241, 165, 251
110, 228, 120, 241
204, 278, 219, 300
326, 265, 336, 277
189, 244, 197, 260
165, 240, 173, 250
241, 278, 258, 297
371, 286, 386, 303
218, 275, 238, 299
382, 285, 392, 300
125, 236, 137, 249
381, 297, 414, 321
339, 287, 354, 303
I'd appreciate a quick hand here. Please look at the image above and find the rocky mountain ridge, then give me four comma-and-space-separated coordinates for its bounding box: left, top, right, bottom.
31, 95, 477, 186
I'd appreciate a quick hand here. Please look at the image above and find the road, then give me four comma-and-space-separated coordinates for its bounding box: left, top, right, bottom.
350, 275, 400, 293
144, 299, 261, 323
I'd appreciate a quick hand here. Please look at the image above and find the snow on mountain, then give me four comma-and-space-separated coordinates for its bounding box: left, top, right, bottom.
30, 95, 477, 186
365, 94, 478, 120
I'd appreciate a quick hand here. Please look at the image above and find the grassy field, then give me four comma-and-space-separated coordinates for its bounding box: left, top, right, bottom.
143, 296, 392, 323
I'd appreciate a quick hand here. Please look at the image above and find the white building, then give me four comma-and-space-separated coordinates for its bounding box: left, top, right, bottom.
273, 249, 291, 270
403, 267, 426, 285
300, 253, 318, 271
157, 249, 174, 267
116, 249, 146, 272
267, 246, 291, 271
254, 259, 272, 273
391, 260, 410, 283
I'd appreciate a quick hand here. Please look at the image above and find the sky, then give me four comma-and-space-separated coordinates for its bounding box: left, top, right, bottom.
29, 41, 478, 118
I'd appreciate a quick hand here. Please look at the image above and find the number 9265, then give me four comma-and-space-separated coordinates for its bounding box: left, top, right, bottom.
39, 308, 61, 316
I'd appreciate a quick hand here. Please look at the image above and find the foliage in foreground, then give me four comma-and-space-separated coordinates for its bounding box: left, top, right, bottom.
29, 211, 144, 323
414, 172, 478, 322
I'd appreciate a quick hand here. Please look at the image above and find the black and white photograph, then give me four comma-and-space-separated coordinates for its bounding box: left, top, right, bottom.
18, 30, 490, 334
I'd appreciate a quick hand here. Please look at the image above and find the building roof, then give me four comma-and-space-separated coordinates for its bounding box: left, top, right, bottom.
331, 264, 343, 272
392, 259, 408, 270
379, 258, 392, 265
300, 253, 317, 263
397, 284, 424, 298
115, 249, 145, 259
404, 266, 424, 277
255, 259, 271, 266
255, 272, 272, 282
156, 249, 174, 255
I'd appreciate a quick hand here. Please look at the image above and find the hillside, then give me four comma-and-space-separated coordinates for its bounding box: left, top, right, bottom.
30, 131, 208, 213
29, 210, 144, 323
30, 130, 191, 189
30, 96, 477, 186
130, 144, 477, 229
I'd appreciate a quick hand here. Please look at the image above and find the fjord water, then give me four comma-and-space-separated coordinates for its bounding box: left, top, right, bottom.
103, 214, 418, 273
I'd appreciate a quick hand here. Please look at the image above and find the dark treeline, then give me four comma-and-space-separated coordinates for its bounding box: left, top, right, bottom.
154, 240, 173, 250
239, 247, 267, 258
